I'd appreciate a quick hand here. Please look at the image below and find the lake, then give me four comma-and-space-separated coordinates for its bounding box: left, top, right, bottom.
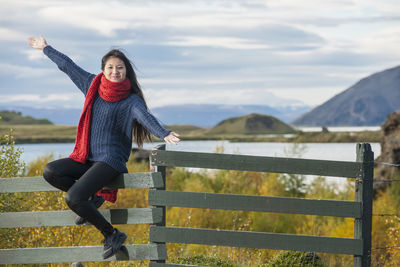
296, 126, 381, 132
17, 141, 380, 164
16, 141, 380, 188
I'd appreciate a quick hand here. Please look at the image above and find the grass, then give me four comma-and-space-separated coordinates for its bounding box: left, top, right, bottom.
0, 125, 77, 143
0, 124, 382, 144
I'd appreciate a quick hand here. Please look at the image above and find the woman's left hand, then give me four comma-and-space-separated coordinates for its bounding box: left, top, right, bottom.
164, 131, 180, 145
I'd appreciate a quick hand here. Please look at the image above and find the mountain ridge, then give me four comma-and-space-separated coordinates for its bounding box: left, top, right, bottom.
292, 65, 400, 126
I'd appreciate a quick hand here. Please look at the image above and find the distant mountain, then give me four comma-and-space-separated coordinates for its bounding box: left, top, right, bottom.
0, 110, 52, 125
207, 113, 296, 135
293, 65, 400, 126
152, 104, 310, 127
1, 104, 311, 127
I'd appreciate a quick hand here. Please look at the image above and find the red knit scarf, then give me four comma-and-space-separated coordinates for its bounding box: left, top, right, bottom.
69, 73, 131, 203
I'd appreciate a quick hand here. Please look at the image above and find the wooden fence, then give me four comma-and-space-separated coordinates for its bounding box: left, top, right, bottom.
0, 172, 168, 264
0, 143, 374, 267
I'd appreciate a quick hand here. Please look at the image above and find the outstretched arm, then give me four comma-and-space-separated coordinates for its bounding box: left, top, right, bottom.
132, 97, 181, 145
27, 35, 95, 95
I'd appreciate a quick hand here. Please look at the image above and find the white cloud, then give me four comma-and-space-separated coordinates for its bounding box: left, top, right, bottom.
37, 3, 156, 36
0, 93, 83, 105
0, 63, 56, 78
0, 27, 28, 42
21, 49, 47, 61
353, 0, 400, 14
0, 0, 399, 111
166, 36, 271, 50
144, 87, 305, 108
355, 27, 400, 57
141, 76, 270, 85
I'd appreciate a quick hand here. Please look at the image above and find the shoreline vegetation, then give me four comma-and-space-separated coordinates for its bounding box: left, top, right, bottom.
0, 110, 382, 144
0, 124, 382, 144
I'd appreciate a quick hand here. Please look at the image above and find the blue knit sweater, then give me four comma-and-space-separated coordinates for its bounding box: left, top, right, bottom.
43, 46, 170, 173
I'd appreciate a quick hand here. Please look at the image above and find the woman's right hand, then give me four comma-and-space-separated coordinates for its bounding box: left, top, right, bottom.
27, 35, 48, 50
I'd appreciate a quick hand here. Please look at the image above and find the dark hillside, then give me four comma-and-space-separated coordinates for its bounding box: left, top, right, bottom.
293, 65, 400, 126
0, 111, 53, 125
207, 113, 295, 135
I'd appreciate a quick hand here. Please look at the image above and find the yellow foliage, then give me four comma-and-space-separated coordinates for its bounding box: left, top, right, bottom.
5, 149, 400, 266
370, 180, 400, 266
26, 152, 56, 176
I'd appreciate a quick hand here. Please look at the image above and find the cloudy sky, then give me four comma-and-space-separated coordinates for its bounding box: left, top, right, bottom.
1, 0, 399, 110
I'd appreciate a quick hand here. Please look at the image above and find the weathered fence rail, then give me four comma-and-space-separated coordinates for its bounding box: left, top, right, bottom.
150, 149, 362, 177
148, 143, 373, 267
0, 172, 167, 264
148, 190, 361, 217
0, 143, 373, 267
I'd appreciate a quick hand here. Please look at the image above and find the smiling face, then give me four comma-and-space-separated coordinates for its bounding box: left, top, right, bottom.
103, 57, 127, 82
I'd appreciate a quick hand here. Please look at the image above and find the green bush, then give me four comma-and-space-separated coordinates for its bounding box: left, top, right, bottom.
0, 121, 25, 213
0, 128, 25, 177
174, 255, 239, 266
267, 251, 326, 267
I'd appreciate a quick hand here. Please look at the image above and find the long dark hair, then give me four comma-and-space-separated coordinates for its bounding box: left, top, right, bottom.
101, 49, 152, 148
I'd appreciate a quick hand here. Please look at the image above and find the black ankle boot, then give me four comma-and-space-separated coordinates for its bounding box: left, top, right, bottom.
102, 228, 127, 259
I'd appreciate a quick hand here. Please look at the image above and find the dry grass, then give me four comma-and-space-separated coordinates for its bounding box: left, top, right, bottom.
0, 124, 382, 144
0, 125, 77, 143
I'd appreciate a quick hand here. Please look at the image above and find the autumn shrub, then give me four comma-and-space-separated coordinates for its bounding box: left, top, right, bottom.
174, 255, 238, 266
267, 251, 326, 267
5, 142, 400, 266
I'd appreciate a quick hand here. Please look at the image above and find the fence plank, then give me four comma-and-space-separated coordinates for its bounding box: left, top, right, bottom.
150, 144, 168, 264
151, 150, 360, 178
150, 226, 363, 255
354, 143, 374, 267
0, 172, 163, 193
148, 190, 361, 218
0, 208, 162, 228
0, 244, 167, 264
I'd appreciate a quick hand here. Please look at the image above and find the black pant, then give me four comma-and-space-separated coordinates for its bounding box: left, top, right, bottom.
43, 158, 120, 236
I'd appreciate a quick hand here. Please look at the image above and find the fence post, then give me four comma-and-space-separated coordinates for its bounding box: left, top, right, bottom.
354, 143, 374, 267
150, 144, 166, 264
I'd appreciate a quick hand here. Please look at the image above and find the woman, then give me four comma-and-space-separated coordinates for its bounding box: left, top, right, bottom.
27, 35, 180, 259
